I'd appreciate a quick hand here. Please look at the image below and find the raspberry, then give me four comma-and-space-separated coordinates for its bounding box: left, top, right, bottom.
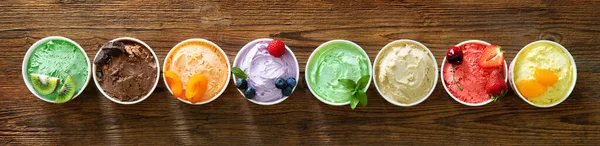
267, 39, 286, 57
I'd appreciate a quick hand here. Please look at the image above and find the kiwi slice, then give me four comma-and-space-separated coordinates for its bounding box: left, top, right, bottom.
29, 73, 59, 95
56, 74, 76, 103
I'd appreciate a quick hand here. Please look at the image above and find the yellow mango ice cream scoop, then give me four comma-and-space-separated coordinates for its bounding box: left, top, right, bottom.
510, 40, 576, 107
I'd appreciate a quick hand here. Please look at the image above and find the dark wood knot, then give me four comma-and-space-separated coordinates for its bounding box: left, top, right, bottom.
539, 32, 563, 43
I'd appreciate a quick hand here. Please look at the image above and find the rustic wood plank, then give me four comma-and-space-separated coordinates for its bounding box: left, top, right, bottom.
1, 0, 600, 145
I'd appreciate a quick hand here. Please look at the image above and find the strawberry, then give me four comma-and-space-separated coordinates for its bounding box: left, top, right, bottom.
486, 71, 508, 102
267, 39, 286, 57
478, 45, 504, 68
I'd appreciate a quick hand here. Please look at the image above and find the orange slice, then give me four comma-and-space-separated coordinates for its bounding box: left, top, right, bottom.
186, 74, 209, 104
534, 68, 559, 87
164, 71, 184, 99
517, 80, 547, 99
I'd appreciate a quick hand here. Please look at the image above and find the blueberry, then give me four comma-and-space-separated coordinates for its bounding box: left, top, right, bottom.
244, 86, 256, 99
275, 78, 287, 89
282, 86, 293, 96
286, 78, 296, 88
236, 78, 247, 90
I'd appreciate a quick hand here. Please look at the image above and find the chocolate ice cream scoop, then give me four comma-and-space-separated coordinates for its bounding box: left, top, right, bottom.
94, 39, 158, 103
94, 41, 125, 67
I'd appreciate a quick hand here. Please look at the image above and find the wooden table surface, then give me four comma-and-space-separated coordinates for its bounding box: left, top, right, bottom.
2, 0, 600, 145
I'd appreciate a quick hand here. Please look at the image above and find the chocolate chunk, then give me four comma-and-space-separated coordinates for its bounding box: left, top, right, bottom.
94, 42, 125, 67
96, 70, 103, 78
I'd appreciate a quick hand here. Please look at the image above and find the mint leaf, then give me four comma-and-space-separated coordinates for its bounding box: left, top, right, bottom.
231, 67, 248, 79
341, 75, 370, 109
338, 79, 356, 90
356, 90, 367, 107
355, 75, 370, 91
350, 97, 359, 109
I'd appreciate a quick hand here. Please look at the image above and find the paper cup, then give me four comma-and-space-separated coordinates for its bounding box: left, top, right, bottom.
232, 38, 299, 105
373, 39, 438, 107
440, 40, 508, 106
162, 38, 230, 105
509, 40, 577, 108
305, 40, 372, 106
22, 36, 91, 103
93, 37, 160, 104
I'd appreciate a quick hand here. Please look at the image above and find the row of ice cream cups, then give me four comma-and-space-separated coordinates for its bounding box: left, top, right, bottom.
22, 36, 576, 108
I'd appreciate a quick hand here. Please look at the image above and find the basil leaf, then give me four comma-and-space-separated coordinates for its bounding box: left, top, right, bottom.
350, 97, 359, 110
355, 75, 370, 91
231, 67, 248, 79
356, 90, 367, 107
337, 79, 356, 90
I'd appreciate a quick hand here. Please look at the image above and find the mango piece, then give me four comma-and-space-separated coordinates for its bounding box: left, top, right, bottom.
190, 93, 204, 104
186, 74, 209, 104
164, 71, 184, 99
517, 80, 547, 99
534, 68, 559, 87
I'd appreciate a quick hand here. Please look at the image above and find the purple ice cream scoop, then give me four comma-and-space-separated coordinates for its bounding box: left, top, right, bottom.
234, 39, 298, 103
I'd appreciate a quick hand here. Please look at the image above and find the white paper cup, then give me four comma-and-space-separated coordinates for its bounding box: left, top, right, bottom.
93, 37, 160, 104
232, 38, 299, 105
440, 40, 508, 106
305, 40, 373, 106
509, 40, 577, 108
22, 36, 92, 103
162, 38, 230, 105
373, 39, 438, 107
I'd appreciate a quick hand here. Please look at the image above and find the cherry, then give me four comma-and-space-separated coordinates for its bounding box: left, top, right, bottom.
446, 46, 463, 65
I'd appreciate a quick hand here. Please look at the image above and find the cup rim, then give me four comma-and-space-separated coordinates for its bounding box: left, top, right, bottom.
162, 38, 231, 105
22, 36, 92, 103
509, 40, 577, 108
232, 38, 300, 105
372, 39, 438, 107
305, 39, 373, 106
440, 40, 508, 106
92, 37, 160, 105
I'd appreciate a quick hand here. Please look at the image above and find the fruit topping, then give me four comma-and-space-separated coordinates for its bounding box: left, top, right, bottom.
478, 45, 504, 68
56, 74, 76, 103
517, 80, 547, 99
275, 78, 287, 89
189, 92, 204, 104
29, 73, 59, 95
164, 71, 184, 99
185, 74, 208, 104
244, 85, 256, 99
534, 68, 559, 86
446, 46, 464, 91
517, 68, 559, 99
231, 66, 258, 99
286, 78, 296, 88
282, 86, 293, 96
485, 71, 508, 102
236, 78, 248, 90
446, 46, 463, 65
267, 39, 286, 57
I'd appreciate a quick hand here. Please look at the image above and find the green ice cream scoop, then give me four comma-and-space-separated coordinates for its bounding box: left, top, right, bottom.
24, 37, 90, 102
305, 40, 371, 104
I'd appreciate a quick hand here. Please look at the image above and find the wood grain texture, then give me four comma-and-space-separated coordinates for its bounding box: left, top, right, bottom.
1, 0, 600, 145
